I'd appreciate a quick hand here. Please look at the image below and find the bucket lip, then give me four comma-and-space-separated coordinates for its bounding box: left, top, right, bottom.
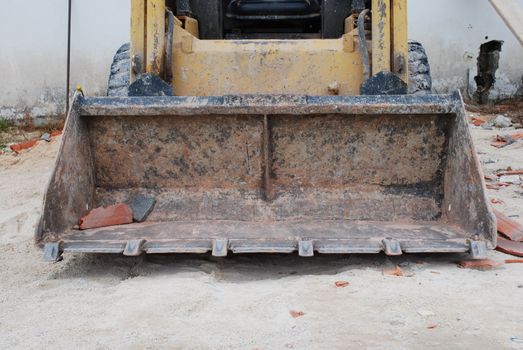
78, 91, 463, 116
46, 219, 477, 256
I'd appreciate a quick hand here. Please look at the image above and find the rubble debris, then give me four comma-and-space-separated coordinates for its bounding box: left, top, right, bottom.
334, 281, 350, 288
497, 169, 523, 176
481, 158, 497, 165
496, 237, 523, 257
385, 266, 404, 276
457, 259, 503, 270
499, 175, 522, 185
505, 259, 523, 264
491, 135, 511, 148
289, 310, 305, 318
486, 182, 511, 190
492, 115, 512, 128
426, 324, 438, 329
490, 198, 504, 204
484, 175, 498, 181
10, 139, 37, 153
494, 209, 523, 241
8, 130, 61, 154
128, 194, 156, 222
491, 132, 523, 148
41, 133, 51, 142
471, 116, 487, 126
50, 130, 62, 137
79, 204, 133, 230
481, 123, 494, 130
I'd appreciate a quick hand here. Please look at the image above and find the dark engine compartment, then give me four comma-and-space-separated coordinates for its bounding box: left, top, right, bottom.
168, 0, 370, 39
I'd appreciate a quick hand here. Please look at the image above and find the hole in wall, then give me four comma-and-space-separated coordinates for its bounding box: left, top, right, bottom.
474, 40, 504, 104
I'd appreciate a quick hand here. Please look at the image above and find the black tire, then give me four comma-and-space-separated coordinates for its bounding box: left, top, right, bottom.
107, 43, 130, 97
408, 41, 432, 95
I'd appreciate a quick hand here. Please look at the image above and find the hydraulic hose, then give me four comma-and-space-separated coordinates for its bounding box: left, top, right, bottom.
357, 9, 371, 81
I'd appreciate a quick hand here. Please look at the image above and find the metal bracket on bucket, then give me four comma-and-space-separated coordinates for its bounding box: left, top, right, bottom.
299, 240, 314, 257
123, 239, 146, 256
43, 243, 62, 262
469, 240, 488, 260
212, 238, 229, 257
382, 238, 402, 256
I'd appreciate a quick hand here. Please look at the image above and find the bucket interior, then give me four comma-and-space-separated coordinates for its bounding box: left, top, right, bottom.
90, 113, 450, 223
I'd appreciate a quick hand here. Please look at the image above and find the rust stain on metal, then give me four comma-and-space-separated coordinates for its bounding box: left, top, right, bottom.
263, 114, 274, 201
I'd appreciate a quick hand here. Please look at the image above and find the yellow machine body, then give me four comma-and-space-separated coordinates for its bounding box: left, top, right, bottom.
130, 0, 408, 96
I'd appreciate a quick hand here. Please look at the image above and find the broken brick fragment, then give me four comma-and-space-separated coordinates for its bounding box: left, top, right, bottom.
494, 209, 523, 241
79, 204, 133, 230
486, 182, 511, 190
491, 140, 508, 148
491, 132, 523, 148
50, 130, 62, 137
505, 259, 523, 264
334, 281, 350, 288
497, 170, 523, 176
10, 139, 37, 153
471, 117, 487, 126
496, 237, 523, 257
385, 266, 403, 276
457, 259, 503, 270
289, 310, 305, 318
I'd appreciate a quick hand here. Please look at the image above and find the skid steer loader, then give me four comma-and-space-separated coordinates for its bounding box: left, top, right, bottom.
37, 0, 495, 262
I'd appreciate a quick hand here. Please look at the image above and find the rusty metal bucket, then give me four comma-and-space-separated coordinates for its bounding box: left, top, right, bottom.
36, 92, 496, 261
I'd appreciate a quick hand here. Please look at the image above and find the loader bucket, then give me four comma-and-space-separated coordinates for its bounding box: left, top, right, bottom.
37, 92, 496, 261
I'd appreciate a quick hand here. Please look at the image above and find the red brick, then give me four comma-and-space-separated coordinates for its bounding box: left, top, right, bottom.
471, 117, 486, 126
486, 183, 510, 190
505, 259, 523, 263
79, 204, 133, 230
494, 209, 523, 241
497, 170, 523, 176
334, 281, 350, 288
10, 139, 37, 153
457, 259, 503, 269
496, 237, 523, 257
385, 266, 404, 276
289, 310, 305, 318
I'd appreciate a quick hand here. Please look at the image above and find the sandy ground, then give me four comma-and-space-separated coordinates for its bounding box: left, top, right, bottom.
1, 116, 523, 349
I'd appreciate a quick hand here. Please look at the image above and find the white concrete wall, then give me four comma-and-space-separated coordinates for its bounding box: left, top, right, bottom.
0, 0, 130, 121
0, 0, 522, 121
410, 0, 523, 98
